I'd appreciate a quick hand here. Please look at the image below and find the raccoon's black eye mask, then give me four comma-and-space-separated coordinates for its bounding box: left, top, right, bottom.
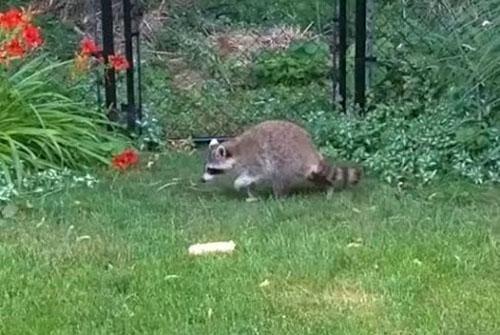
207, 168, 225, 175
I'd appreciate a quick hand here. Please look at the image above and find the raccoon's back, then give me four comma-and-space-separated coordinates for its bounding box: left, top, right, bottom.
233, 120, 322, 176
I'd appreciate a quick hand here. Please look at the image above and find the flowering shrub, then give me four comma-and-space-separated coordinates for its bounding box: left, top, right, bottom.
0, 7, 129, 187
0, 8, 43, 64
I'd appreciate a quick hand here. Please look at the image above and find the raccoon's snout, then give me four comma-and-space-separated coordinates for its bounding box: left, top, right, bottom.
200, 168, 225, 183
207, 168, 224, 175
201, 172, 213, 183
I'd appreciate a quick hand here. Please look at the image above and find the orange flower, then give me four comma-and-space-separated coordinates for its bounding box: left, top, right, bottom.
22, 24, 43, 48
73, 52, 90, 75
79, 37, 101, 56
3, 38, 25, 58
111, 149, 139, 171
0, 51, 7, 65
109, 54, 130, 72
0, 8, 29, 30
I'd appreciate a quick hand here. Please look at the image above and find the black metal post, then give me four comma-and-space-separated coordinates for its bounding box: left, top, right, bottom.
132, 1, 144, 125
100, 0, 118, 122
331, 1, 338, 107
366, 0, 375, 92
354, 0, 367, 113
92, 0, 102, 108
135, 31, 143, 123
338, 0, 347, 112
122, 0, 136, 131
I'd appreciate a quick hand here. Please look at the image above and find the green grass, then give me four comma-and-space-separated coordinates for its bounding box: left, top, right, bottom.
1, 152, 499, 334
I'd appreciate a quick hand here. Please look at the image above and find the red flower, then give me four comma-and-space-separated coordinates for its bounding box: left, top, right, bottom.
0, 9, 28, 30
121, 149, 139, 165
111, 148, 139, 171
3, 38, 25, 58
109, 54, 130, 72
79, 37, 101, 57
22, 24, 43, 48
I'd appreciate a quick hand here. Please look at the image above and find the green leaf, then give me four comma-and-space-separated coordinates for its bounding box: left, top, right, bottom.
303, 41, 319, 55
2, 204, 18, 219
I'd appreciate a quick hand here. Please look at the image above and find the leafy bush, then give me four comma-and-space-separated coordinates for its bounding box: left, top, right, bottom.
193, 0, 332, 28
0, 56, 127, 185
150, 81, 330, 137
34, 14, 79, 60
252, 40, 331, 86
307, 103, 500, 185
0, 168, 98, 203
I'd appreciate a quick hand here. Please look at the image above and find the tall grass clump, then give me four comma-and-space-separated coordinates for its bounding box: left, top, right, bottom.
0, 55, 126, 185
374, 1, 500, 115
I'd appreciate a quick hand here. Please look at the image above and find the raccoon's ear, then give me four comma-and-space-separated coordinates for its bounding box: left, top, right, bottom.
216, 144, 233, 158
209, 138, 219, 149
216, 145, 227, 158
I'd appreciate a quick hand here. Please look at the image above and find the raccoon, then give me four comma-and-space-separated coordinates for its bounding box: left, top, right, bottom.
200, 120, 362, 198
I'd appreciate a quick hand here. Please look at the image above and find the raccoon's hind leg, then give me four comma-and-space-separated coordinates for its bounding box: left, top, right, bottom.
271, 179, 290, 198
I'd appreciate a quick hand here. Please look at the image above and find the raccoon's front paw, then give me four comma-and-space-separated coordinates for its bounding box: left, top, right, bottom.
245, 196, 259, 203
326, 187, 336, 199
245, 188, 259, 202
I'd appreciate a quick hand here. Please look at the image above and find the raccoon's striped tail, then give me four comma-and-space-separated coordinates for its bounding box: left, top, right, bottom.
307, 159, 362, 188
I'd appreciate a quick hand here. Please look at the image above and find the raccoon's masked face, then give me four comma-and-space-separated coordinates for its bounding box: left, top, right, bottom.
201, 139, 236, 183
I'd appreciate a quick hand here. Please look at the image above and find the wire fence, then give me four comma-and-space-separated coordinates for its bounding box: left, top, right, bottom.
373, 1, 439, 67
368, 0, 499, 107
3, 0, 494, 143
85, 0, 470, 139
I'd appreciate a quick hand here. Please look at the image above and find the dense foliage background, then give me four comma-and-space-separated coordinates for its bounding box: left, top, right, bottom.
1, 0, 499, 188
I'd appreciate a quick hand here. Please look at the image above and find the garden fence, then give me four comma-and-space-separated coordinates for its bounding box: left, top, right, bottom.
90, 0, 445, 139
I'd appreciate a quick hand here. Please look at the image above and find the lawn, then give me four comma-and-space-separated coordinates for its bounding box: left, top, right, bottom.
1, 152, 499, 334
